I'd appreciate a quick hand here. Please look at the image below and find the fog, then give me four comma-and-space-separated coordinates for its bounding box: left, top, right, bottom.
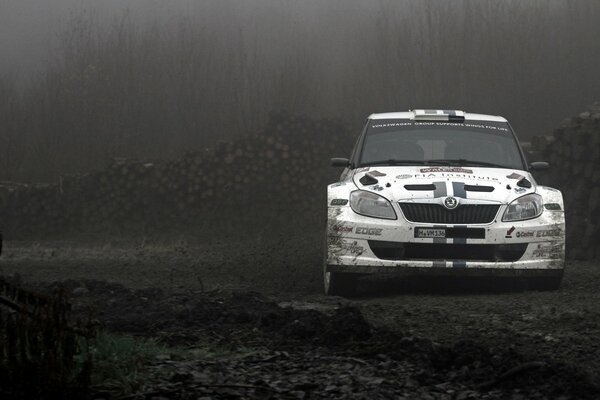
1, 5, 599, 396
1, 0, 600, 181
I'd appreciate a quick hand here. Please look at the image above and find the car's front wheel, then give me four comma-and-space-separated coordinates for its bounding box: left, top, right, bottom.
323, 237, 358, 296
324, 270, 358, 297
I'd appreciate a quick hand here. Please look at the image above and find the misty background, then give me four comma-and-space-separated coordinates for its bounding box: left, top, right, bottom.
1, 0, 600, 182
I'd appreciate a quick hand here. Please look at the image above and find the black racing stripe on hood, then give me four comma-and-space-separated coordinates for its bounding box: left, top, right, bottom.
433, 181, 447, 198
452, 182, 467, 198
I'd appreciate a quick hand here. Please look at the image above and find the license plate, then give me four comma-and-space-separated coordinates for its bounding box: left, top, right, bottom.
415, 228, 446, 238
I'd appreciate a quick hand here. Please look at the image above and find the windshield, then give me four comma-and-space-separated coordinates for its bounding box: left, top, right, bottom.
358, 119, 525, 170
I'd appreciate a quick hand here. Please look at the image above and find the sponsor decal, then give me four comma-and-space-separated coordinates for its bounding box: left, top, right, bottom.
536, 229, 561, 238
355, 227, 383, 236
532, 248, 560, 258
341, 241, 364, 255
506, 173, 523, 180
371, 122, 412, 129
396, 174, 413, 179
371, 122, 510, 133
516, 231, 535, 238
413, 173, 499, 181
371, 185, 384, 191
532, 243, 564, 258
420, 167, 473, 174
333, 225, 353, 233
514, 187, 527, 194
505, 226, 515, 238
532, 249, 545, 258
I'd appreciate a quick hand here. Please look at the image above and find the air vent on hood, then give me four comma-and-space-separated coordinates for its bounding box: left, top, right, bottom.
404, 184, 436, 191
517, 178, 532, 188
359, 173, 378, 186
463, 184, 495, 192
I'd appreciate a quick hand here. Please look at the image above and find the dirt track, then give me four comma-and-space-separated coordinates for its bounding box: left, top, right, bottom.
2, 239, 600, 399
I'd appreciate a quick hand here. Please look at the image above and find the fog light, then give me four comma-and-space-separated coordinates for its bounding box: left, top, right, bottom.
368, 240, 405, 260
495, 244, 528, 262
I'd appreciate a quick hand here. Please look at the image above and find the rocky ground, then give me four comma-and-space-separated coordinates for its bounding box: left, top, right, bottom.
1, 238, 599, 399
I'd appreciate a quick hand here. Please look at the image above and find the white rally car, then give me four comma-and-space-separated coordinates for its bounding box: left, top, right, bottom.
325, 109, 565, 296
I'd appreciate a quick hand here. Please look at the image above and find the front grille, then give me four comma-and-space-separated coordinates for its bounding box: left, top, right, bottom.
368, 241, 527, 262
399, 203, 500, 224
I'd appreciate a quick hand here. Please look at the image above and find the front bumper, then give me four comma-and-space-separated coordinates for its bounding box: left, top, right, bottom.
327, 265, 564, 277
326, 205, 565, 274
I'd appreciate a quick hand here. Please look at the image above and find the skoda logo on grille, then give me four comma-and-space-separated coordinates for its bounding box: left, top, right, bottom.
443, 196, 459, 210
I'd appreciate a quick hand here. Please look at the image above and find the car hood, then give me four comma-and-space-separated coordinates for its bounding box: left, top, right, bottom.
352, 166, 535, 204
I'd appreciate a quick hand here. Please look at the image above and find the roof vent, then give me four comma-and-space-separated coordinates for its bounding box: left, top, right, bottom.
411, 109, 465, 123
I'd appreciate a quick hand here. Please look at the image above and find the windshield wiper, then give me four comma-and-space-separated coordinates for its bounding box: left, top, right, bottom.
428, 159, 508, 169
359, 159, 455, 167
360, 159, 428, 167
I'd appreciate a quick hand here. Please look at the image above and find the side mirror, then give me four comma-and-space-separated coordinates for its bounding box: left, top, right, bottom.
330, 157, 350, 167
529, 161, 549, 171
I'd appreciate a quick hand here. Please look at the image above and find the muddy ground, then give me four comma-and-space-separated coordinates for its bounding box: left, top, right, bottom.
1, 238, 600, 399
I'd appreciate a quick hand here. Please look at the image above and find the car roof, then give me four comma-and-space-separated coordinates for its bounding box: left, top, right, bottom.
368, 110, 507, 123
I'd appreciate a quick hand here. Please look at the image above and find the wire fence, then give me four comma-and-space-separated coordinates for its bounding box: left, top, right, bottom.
0, 277, 95, 399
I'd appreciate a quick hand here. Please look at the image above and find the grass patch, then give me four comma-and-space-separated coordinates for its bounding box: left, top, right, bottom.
88, 332, 180, 396
87, 332, 259, 397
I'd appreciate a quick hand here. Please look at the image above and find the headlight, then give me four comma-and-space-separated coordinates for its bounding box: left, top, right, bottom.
350, 190, 397, 220
502, 194, 543, 222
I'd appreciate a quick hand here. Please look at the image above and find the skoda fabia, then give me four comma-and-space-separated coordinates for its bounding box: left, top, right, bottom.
325, 110, 565, 296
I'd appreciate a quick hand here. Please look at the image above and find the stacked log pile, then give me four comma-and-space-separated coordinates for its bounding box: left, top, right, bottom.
0, 111, 351, 239
3, 106, 599, 259
521, 135, 553, 163
535, 102, 600, 260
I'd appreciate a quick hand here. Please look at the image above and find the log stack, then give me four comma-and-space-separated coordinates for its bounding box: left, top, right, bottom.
534, 102, 600, 260
3, 106, 599, 260
0, 111, 351, 240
